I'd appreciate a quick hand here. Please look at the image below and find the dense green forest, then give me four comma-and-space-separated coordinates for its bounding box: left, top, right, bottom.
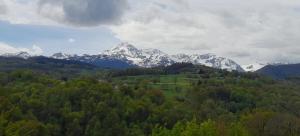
0, 63, 300, 136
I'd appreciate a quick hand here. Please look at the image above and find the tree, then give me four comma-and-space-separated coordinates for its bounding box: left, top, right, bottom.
66, 119, 82, 136
5, 120, 49, 136
229, 122, 250, 136
198, 119, 218, 136
241, 111, 274, 136
0, 115, 7, 136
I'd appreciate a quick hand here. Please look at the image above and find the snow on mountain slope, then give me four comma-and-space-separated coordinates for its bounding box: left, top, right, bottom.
141, 48, 174, 67
102, 43, 174, 67
171, 54, 191, 62
172, 53, 244, 72
242, 63, 266, 72
52, 53, 77, 60
102, 43, 244, 71
103, 43, 144, 65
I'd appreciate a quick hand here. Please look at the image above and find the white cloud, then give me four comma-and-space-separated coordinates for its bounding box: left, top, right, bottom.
0, 42, 43, 55
111, 0, 300, 64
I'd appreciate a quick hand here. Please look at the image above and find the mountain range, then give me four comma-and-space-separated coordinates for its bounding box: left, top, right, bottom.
50, 43, 245, 71
2, 43, 297, 73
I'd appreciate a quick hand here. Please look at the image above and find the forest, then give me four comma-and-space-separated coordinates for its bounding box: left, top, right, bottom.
0, 63, 300, 136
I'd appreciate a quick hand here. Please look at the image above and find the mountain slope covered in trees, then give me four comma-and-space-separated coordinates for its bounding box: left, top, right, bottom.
0, 63, 299, 136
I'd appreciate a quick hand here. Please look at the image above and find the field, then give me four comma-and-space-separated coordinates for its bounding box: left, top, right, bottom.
112, 74, 201, 98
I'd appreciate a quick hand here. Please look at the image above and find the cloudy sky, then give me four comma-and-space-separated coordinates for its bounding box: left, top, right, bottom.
0, 0, 300, 65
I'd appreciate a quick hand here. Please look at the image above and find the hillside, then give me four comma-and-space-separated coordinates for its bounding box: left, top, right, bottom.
0, 56, 99, 78
0, 63, 299, 136
256, 63, 300, 79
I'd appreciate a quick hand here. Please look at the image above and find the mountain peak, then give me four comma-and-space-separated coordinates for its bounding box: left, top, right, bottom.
142, 48, 167, 56
16, 52, 31, 59
103, 42, 142, 58
112, 42, 138, 51
52, 52, 75, 60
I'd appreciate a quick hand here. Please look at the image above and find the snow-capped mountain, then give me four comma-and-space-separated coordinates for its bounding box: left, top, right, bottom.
49, 43, 245, 71
102, 43, 174, 67
52, 52, 77, 60
100, 43, 244, 71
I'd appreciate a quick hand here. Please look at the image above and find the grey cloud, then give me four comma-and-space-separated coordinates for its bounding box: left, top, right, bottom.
39, 0, 128, 26
218, 11, 247, 29
182, 43, 212, 51
225, 51, 251, 58
0, 1, 7, 14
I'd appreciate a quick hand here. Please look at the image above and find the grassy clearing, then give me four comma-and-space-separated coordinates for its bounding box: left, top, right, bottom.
112, 74, 201, 98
